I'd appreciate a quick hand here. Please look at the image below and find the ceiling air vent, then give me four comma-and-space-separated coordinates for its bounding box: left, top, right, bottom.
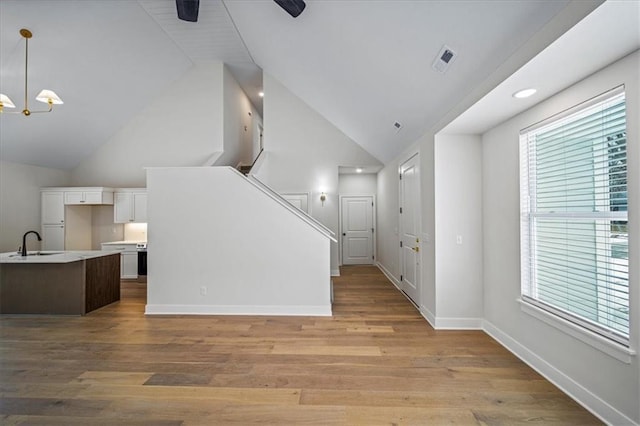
432, 45, 457, 73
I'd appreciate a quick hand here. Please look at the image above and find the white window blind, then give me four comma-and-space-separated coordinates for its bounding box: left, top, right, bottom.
520, 86, 629, 346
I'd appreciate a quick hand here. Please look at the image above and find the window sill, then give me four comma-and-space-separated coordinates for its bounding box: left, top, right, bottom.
517, 298, 636, 364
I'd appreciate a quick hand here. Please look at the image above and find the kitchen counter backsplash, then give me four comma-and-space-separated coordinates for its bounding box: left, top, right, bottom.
124, 223, 147, 242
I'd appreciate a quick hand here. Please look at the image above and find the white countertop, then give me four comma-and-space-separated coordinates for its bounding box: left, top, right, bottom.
0, 250, 120, 264
101, 240, 146, 245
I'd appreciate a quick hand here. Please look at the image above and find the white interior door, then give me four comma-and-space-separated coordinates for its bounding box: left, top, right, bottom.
281, 193, 309, 214
400, 154, 420, 305
341, 196, 374, 265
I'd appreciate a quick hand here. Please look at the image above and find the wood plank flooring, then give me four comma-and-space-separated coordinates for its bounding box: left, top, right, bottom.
0, 265, 601, 425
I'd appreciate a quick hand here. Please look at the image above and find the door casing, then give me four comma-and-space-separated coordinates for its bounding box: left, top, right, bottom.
399, 153, 421, 306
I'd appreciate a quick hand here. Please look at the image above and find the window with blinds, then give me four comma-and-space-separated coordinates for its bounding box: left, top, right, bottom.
519, 86, 629, 346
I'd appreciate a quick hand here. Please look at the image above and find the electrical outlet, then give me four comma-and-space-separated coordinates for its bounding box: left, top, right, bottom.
200, 286, 207, 296
456, 235, 463, 245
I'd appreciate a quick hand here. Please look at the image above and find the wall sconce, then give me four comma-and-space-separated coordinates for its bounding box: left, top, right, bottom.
320, 192, 326, 206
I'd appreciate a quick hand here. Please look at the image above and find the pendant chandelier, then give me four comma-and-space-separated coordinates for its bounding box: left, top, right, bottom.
0, 28, 64, 116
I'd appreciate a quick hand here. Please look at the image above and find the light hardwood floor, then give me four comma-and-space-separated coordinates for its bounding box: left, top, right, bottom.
0, 265, 601, 425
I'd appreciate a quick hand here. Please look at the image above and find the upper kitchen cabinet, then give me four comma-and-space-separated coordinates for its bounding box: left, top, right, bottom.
64, 188, 114, 205
41, 191, 65, 224
114, 189, 147, 223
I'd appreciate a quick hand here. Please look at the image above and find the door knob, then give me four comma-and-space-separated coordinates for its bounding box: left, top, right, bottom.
413, 246, 419, 252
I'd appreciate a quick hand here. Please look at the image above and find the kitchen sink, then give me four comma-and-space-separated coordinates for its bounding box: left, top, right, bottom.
9, 252, 63, 257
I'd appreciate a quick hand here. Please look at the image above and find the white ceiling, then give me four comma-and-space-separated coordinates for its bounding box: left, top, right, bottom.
0, 1, 193, 169
224, 0, 572, 163
0, 0, 624, 171
444, 0, 640, 134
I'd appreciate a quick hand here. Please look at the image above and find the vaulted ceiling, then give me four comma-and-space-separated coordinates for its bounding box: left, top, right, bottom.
1, 0, 635, 170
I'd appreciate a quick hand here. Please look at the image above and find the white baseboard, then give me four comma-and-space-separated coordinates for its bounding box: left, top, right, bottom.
331, 269, 340, 277
420, 306, 436, 328
482, 320, 637, 426
145, 304, 332, 316
376, 262, 400, 289
434, 316, 483, 329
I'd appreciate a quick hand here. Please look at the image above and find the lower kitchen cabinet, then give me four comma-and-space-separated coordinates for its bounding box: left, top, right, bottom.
121, 252, 138, 279
42, 224, 65, 251
101, 243, 138, 279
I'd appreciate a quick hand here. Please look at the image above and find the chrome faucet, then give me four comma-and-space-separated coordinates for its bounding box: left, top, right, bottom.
21, 230, 42, 257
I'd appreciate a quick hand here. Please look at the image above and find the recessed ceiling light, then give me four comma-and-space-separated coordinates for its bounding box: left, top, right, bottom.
258, 91, 264, 97
513, 88, 537, 99
356, 168, 363, 173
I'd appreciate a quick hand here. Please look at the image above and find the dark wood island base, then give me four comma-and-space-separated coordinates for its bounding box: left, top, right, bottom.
0, 252, 120, 315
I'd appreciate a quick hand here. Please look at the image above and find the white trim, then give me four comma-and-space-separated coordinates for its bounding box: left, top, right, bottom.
280, 191, 312, 215
518, 299, 636, 363
376, 262, 400, 289
244, 172, 337, 242
398, 152, 422, 307
145, 304, 332, 316
331, 269, 340, 277
521, 85, 625, 134
420, 306, 436, 329
482, 320, 638, 426
431, 317, 483, 330
339, 194, 377, 266
416, 305, 482, 329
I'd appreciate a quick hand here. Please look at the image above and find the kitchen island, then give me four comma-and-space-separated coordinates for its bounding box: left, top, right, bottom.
0, 251, 120, 315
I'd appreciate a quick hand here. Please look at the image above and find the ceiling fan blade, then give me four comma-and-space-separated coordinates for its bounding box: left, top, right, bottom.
274, 0, 306, 18
176, 0, 199, 22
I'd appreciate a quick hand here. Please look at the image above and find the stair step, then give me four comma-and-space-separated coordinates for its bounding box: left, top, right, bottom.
238, 165, 252, 175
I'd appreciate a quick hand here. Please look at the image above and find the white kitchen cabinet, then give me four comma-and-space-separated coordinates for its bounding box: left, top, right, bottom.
42, 224, 65, 251
114, 190, 147, 223
64, 188, 114, 205
101, 243, 138, 279
122, 252, 138, 279
41, 191, 65, 224
41, 190, 65, 250
133, 193, 147, 222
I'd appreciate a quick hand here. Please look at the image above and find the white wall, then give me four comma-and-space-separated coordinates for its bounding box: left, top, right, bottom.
92, 206, 124, 249
220, 65, 262, 167
434, 134, 483, 328
339, 173, 377, 196
256, 73, 382, 275
374, 1, 599, 324
0, 161, 70, 252
376, 160, 401, 280
64, 205, 92, 250
146, 166, 332, 315
482, 51, 639, 425
71, 63, 225, 187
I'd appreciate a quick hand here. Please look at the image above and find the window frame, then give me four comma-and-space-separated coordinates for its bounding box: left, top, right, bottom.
519, 85, 631, 352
